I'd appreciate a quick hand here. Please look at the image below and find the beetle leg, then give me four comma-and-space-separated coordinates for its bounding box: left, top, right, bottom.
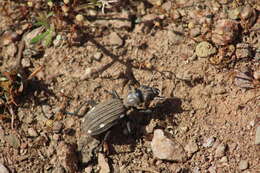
133, 107, 153, 114
104, 89, 120, 99
97, 130, 112, 154
64, 100, 96, 116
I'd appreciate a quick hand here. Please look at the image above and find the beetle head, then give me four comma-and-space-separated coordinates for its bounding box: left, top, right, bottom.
124, 85, 160, 108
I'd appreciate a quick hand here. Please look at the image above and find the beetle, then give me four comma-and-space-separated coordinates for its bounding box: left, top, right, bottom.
81, 85, 160, 139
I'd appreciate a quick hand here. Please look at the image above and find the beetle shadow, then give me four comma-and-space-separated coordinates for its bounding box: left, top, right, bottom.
107, 97, 183, 155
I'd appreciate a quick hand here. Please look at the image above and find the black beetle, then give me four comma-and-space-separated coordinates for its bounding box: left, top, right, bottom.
81, 85, 160, 138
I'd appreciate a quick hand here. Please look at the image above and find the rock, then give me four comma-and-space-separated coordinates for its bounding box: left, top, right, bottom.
145, 119, 157, 134
109, 32, 123, 47
28, 127, 38, 137
93, 52, 103, 61
184, 140, 199, 156
228, 7, 242, 20
239, 160, 249, 170
236, 44, 252, 59
0, 164, 9, 173
151, 129, 187, 162
203, 137, 215, 148
80, 67, 95, 80
190, 28, 201, 37
147, 0, 164, 6
4, 43, 17, 57
52, 166, 65, 173
215, 143, 226, 158
98, 153, 110, 173
195, 41, 217, 58
211, 19, 239, 46
42, 105, 54, 119
240, 5, 257, 29
253, 71, 260, 80
0, 31, 19, 46
5, 134, 21, 149
52, 121, 64, 133
84, 166, 93, 173
77, 133, 99, 164
56, 142, 78, 172
21, 58, 31, 68
208, 166, 216, 173
255, 126, 260, 145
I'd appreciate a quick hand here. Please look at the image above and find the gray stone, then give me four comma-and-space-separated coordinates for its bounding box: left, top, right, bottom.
203, 137, 215, 148
239, 160, 249, 170
255, 126, 260, 145
195, 41, 217, 58
151, 129, 187, 162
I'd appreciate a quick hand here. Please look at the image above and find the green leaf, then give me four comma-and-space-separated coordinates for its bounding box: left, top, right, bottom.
43, 30, 53, 47
30, 30, 50, 44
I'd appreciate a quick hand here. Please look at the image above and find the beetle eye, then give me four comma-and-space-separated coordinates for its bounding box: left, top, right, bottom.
134, 89, 143, 101
153, 88, 160, 96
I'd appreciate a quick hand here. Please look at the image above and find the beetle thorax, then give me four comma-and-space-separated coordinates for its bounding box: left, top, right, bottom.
123, 90, 142, 108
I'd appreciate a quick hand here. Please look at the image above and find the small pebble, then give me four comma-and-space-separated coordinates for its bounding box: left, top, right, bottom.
195, 41, 216, 58
93, 52, 103, 61
21, 58, 31, 68
208, 166, 216, 173
253, 71, 260, 80
255, 126, 260, 145
239, 160, 249, 170
203, 137, 215, 148
184, 140, 199, 155
28, 127, 38, 137
52, 121, 64, 133
98, 153, 110, 173
52, 166, 65, 173
215, 143, 226, 158
0, 164, 9, 173
109, 32, 123, 47
236, 48, 252, 59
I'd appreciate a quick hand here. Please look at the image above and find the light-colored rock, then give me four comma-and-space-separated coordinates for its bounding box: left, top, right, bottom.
151, 129, 187, 162
239, 160, 249, 170
203, 137, 215, 148
0, 164, 9, 173
109, 32, 123, 47
98, 153, 110, 173
195, 41, 216, 58
184, 140, 199, 156
215, 143, 226, 158
28, 127, 38, 137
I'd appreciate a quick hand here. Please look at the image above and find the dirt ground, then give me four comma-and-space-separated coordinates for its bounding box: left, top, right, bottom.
0, 0, 260, 173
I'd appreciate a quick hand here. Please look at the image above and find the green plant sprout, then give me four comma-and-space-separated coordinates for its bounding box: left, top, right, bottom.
30, 12, 55, 47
